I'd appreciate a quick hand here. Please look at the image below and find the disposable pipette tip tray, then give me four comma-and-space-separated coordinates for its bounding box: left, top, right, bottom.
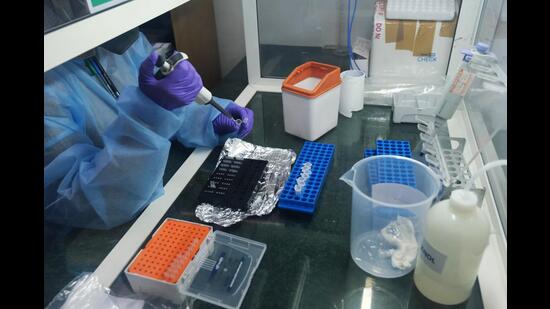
278, 141, 335, 214
127, 219, 212, 284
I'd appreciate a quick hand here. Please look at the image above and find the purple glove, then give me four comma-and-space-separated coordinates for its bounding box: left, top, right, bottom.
212, 103, 254, 139
138, 51, 203, 110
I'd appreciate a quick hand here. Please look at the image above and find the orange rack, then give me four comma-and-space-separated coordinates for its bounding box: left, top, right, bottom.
127, 219, 211, 283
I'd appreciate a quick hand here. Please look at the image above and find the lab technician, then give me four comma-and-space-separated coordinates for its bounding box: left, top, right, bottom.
44, 29, 253, 230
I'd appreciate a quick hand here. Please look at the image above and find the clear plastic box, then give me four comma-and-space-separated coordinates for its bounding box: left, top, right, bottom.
125, 218, 266, 309
182, 231, 267, 309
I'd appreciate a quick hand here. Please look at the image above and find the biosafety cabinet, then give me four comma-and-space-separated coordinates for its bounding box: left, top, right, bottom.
44, 0, 506, 308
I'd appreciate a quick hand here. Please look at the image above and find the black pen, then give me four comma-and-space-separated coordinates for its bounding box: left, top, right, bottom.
85, 59, 117, 99
91, 56, 120, 98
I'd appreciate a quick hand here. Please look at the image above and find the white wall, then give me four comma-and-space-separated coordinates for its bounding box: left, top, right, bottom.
213, 0, 246, 77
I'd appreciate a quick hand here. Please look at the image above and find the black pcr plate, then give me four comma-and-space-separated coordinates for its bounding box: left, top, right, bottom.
198, 157, 268, 210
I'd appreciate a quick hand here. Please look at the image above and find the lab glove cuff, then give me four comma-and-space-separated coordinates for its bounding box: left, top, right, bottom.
171, 96, 232, 148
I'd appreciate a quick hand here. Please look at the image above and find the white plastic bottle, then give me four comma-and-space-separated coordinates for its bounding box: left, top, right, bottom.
413, 189, 490, 305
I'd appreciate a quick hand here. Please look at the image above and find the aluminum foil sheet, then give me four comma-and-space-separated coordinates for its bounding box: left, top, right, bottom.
195, 138, 297, 227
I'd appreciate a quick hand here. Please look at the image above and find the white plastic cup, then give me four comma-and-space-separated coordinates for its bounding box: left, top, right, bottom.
339, 70, 365, 118
340, 155, 441, 278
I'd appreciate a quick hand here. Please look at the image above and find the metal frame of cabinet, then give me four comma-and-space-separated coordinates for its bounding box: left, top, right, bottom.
44, 1, 507, 308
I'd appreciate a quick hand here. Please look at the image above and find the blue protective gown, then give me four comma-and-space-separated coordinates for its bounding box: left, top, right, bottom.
44, 33, 235, 229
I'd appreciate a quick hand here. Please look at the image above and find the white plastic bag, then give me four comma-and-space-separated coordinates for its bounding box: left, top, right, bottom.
46, 273, 144, 309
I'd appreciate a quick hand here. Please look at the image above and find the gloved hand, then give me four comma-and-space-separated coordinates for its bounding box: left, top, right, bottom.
212, 102, 254, 139
138, 51, 203, 110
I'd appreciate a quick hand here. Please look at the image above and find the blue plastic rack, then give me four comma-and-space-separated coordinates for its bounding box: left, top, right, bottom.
364, 148, 376, 158
364, 140, 415, 187
375, 139, 412, 158
278, 142, 335, 214
364, 140, 417, 228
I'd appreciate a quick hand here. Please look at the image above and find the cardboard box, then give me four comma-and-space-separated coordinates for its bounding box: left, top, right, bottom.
369, 0, 457, 80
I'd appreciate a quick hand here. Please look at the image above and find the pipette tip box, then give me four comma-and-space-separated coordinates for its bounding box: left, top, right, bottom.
125, 219, 212, 304
125, 218, 266, 308
278, 141, 335, 214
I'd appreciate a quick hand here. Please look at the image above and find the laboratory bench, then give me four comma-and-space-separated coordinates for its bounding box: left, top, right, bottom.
44, 58, 484, 308
108, 90, 484, 309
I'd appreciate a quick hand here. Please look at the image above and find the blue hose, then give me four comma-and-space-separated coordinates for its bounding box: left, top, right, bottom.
347, 0, 362, 72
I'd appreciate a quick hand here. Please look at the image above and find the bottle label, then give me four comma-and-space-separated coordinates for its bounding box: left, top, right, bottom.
419, 240, 447, 274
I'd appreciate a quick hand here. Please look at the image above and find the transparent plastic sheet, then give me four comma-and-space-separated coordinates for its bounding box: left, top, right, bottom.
45, 273, 187, 309
462, 77, 507, 232
195, 138, 297, 227
44, 0, 90, 32
364, 76, 445, 105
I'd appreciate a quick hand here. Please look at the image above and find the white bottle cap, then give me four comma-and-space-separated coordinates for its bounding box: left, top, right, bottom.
449, 189, 478, 212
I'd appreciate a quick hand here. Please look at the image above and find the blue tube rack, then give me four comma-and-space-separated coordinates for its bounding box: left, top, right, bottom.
365, 140, 417, 228
375, 140, 412, 157
364, 140, 415, 187
278, 142, 335, 214
364, 148, 376, 158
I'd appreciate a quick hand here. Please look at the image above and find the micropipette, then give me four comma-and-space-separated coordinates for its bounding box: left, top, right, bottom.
154, 51, 242, 125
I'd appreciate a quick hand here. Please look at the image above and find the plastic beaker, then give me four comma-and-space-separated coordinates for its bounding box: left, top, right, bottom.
339, 70, 365, 118
340, 155, 441, 278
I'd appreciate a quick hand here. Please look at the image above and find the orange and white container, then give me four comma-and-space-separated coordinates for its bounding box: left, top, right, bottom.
124, 218, 267, 308
125, 219, 213, 304
282, 62, 342, 141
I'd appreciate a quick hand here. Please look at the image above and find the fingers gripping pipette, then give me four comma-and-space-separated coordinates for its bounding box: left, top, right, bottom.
154, 52, 242, 125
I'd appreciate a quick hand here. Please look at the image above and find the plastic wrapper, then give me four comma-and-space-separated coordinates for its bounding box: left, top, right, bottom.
196, 138, 296, 227
364, 76, 445, 106
379, 216, 418, 270
45, 273, 184, 309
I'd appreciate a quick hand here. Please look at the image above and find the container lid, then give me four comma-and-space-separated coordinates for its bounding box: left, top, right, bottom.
282, 61, 341, 99
475, 42, 490, 54
450, 189, 478, 212
180, 231, 267, 309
